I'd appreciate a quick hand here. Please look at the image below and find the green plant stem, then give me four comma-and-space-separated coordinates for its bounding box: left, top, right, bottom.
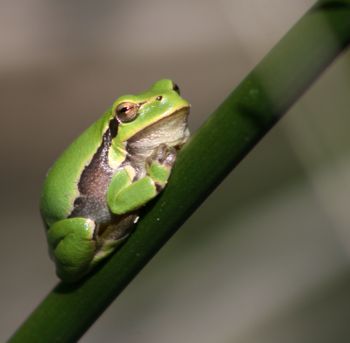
9, 1, 350, 342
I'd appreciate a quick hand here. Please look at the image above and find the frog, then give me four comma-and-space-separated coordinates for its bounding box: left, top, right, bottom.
40, 79, 190, 282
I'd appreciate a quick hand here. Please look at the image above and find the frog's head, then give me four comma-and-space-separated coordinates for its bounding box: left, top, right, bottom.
111, 79, 190, 155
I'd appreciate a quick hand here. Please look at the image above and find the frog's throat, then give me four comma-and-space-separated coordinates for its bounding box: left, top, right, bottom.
126, 107, 190, 160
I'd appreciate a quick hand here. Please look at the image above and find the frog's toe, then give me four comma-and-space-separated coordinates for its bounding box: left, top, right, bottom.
162, 146, 177, 166
148, 144, 177, 167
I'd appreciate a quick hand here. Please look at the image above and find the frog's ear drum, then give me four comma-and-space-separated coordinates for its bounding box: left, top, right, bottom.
115, 102, 139, 123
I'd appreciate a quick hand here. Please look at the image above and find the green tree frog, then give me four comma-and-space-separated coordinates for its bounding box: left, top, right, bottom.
40, 79, 190, 282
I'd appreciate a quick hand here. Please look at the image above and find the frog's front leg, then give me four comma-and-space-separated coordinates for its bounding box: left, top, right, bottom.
107, 144, 176, 215
47, 217, 96, 282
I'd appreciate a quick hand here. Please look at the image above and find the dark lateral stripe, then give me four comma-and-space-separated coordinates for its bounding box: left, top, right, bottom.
69, 117, 119, 218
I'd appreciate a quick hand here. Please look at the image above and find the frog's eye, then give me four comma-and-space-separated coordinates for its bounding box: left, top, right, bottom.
172, 83, 180, 95
115, 102, 139, 123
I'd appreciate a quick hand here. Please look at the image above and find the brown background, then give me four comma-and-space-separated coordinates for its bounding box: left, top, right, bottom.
3, 0, 350, 342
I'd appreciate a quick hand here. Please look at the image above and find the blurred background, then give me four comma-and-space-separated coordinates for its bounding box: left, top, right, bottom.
2, 0, 350, 342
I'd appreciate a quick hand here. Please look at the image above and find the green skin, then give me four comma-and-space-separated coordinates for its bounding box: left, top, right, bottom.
40, 79, 190, 282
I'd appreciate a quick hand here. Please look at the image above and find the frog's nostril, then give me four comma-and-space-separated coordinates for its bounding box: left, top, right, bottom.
172, 83, 180, 94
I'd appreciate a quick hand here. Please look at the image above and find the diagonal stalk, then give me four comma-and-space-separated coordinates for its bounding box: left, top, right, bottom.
9, 1, 350, 342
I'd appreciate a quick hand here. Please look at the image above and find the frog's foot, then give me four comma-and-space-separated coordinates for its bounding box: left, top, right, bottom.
148, 143, 177, 167
93, 214, 138, 262
47, 217, 97, 282
107, 144, 176, 215
146, 143, 177, 189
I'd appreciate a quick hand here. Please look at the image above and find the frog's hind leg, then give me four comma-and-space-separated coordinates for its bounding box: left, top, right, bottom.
93, 213, 139, 262
47, 217, 97, 282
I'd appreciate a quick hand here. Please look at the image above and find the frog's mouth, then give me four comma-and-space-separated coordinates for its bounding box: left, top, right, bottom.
127, 106, 190, 158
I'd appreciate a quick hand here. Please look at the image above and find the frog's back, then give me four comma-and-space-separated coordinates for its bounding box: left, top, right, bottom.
40, 113, 111, 227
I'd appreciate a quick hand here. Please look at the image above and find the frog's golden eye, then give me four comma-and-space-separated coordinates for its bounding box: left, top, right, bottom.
115, 102, 139, 123
172, 83, 180, 95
